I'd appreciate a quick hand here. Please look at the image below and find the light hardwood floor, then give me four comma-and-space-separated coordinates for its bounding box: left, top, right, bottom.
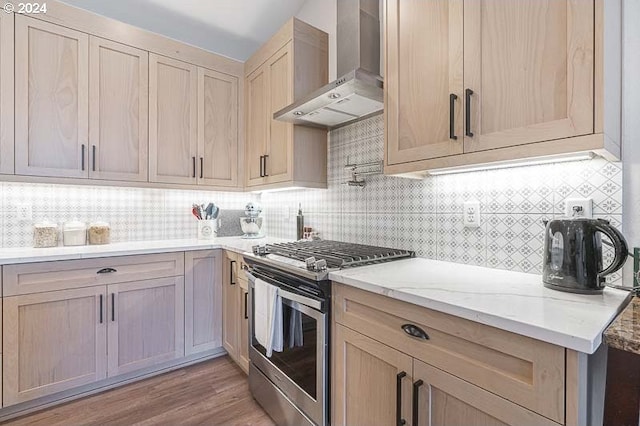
4, 357, 275, 426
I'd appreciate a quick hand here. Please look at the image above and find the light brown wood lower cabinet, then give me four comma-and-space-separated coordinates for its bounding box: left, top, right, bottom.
222, 251, 240, 360
184, 250, 222, 355
238, 278, 250, 373
221, 250, 249, 373
333, 283, 572, 426
333, 323, 413, 426
412, 359, 557, 426
107, 277, 185, 376
2, 287, 107, 406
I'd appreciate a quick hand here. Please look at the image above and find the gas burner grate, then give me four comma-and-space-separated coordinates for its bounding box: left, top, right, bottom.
259, 240, 414, 269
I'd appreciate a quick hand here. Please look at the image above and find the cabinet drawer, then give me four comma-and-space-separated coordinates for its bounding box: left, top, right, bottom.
3, 253, 185, 296
333, 283, 565, 424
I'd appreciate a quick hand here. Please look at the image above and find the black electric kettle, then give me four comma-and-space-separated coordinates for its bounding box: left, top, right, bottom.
542, 218, 628, 294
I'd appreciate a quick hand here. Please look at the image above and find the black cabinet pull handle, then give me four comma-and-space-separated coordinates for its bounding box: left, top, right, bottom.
111, 293, 115, 322
259, 155, 264, 177
244, 292, 248, 319
412, 379, 424, 426
449, 93, 458, 140
99, 294, 103, 324
81, 144, 86, 171
192, 156, 196, 178
402, 324, 430, 340
397, 371, 407, 426
199, 157, 204, 179
263, 155, 269, 177
92, 145, 96, 171
465, 88, 474, 137
230, 260, 236, 285
97, 267, 117, 274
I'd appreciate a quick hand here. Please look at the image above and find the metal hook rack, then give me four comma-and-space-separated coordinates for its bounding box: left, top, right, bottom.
342, 159, 383, 187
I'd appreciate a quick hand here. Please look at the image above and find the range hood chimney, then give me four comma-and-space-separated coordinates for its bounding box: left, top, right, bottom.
273, 0, 383, 129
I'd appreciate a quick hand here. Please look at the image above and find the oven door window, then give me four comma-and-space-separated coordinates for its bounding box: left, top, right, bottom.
252, 300, 318, 399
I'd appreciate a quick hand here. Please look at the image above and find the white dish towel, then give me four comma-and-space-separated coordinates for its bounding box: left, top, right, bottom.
254, 278, 283, 357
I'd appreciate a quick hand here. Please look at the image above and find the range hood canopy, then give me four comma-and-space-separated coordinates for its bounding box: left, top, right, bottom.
274, 0, 383, 129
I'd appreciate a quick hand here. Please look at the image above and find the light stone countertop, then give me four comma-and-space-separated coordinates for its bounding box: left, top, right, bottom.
0, 237, 288, 265
329, 257, 631, 354
0, 238, 628, 354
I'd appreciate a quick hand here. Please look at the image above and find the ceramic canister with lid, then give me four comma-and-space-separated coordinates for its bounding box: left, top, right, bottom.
88, 220, 111, 245
63, 219, 87, 246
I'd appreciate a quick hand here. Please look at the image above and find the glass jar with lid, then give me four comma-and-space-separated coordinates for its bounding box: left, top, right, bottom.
63, 219, 87, 246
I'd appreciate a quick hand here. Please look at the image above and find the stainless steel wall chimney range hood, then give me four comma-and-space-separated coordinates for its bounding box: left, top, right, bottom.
274, 0, 382, 129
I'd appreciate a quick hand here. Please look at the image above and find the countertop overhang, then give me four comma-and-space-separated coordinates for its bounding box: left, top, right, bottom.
0, 237, 288, 265
329, 258, 631, 354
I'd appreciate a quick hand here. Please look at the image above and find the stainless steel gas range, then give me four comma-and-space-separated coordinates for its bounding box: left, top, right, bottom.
243, 240, 414, 426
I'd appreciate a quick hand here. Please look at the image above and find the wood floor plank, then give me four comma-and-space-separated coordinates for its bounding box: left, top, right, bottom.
4, 356, 275, 426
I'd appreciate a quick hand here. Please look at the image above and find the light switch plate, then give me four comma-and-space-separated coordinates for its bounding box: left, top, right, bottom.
564, 198, 593, 218
463, 201, 480, 228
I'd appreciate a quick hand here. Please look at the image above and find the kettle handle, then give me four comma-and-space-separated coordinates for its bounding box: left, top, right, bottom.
594, 220, 629, 278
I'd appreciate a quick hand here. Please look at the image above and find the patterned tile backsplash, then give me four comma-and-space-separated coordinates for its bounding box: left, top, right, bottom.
0, 183, 257, 247
261, 115, 624, 283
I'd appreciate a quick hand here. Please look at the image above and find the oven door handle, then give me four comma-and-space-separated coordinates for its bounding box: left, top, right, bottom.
246, 270, 323, 311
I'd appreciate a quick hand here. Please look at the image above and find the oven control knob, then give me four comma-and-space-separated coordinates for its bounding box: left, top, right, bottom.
253, 245, 267, 256
314, 259, 328, 272
305, 257, 317, 270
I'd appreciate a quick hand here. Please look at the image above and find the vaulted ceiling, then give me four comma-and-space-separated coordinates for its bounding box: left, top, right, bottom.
59, 0, 309, 60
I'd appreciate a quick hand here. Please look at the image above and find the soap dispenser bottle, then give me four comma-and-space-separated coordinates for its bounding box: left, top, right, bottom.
297, 204, 304, 240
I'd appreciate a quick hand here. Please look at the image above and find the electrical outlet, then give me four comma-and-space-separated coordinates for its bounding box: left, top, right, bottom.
463, 201, 480, 228
634, 248, 639, 288
16, 203, 32, 221
564, 198, 593, 218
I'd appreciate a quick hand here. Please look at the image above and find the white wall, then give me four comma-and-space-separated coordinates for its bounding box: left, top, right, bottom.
623, 0, 640, 282
296, 0, 337, 80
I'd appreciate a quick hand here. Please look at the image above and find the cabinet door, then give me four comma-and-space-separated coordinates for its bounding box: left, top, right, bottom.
238, 278, 250, 373
245, 66, 268, 186
184, 250, 222, 355
107, 277, 184, 376
0, 11, 14, 174
3, 287, 107, 406
222, 252, 239, 359
149, 53, 197, 185
266, 43, 293, 184
89, 37, 148, 182
412, 359, 557, 426
463, 0, 594, 152
15, 15, 89, 178
385, 0, 464, 165
333, 324, 413, 426
198, 67, 239, 187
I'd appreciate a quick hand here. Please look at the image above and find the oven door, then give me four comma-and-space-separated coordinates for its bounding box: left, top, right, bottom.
247, 270, 327, 426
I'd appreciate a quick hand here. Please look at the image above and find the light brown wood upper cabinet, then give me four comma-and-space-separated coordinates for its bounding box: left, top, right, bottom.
198, 68, 239, 187
150, 54, 241, 188
149, 53, 198, 185
463, 0, 593, 153
184, 250, 222, 356
0, 10, 14, 174
3, 287, 107, 406
14, 15, 89, 178
246, 66, 269, 186
89, 37, 149, 182
384, 0, 620, 176
385, 0, 464, 165
245, 18, 328, 190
